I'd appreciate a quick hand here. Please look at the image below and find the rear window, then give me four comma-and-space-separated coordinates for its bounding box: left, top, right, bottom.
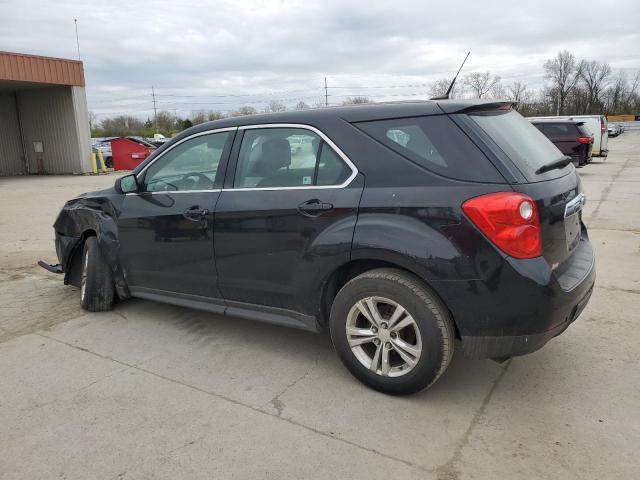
469, 110, 564, 176
356, 115, 503, 182
543, 123, 580, 136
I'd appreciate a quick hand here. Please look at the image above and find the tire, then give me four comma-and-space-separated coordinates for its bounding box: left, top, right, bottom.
80, 236, 114, 312
329, 268, 454, 395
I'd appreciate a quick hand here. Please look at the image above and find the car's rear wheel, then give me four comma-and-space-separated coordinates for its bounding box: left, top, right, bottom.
329, 268, 454, 395
80, 236, 114, 312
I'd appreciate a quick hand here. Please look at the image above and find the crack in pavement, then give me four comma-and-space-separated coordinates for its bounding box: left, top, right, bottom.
268, 355, 320, 417
435, 360, 512, 480
586, 156, 633, 225
36, 332, 432, 474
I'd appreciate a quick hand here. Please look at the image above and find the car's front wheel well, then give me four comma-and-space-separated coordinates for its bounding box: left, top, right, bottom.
66, 229, 97, 287
320, 259, 461, 339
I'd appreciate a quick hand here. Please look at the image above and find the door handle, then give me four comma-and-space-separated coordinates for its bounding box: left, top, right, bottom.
298, 199, 334, 217
183, 206, 209, 221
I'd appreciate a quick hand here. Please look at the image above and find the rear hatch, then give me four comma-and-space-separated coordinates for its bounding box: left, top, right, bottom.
459, 106, 586, 269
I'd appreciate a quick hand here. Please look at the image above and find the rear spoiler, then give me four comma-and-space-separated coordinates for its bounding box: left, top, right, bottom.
436, 100, 517, 114
457, 101, 517, 114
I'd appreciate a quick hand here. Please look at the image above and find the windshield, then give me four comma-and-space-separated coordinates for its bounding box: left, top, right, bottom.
469, 110, 565, 177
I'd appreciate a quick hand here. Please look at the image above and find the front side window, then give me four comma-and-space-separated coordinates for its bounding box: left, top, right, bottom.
143, 132, 230, 192
234, 127, 351, 188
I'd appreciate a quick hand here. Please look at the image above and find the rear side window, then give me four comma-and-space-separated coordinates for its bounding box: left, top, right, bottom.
577, 124, 592, 137
234, 127, 352, 188
356, 115, 503, 182
469, 110, 564, 177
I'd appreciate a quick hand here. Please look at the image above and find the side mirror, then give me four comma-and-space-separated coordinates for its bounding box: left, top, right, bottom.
116, 174, 139, 194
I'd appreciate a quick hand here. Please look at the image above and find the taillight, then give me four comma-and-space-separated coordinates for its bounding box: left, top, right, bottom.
578, 136, 593, 144
601, 118, 606, 133
462, 192, 542, 259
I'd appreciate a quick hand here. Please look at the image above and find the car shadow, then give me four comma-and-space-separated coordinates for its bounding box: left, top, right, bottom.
113, 298, 505, 399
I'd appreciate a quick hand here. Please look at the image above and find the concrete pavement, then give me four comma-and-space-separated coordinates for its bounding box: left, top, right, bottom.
1, 132, 639, 479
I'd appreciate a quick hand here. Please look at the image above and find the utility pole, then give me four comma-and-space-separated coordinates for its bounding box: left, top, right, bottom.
74, 18, 81, 60
324, 77, 328, 107
152, 86, 158, 134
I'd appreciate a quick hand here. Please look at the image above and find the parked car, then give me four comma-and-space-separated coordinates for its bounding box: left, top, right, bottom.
528, 115, 608, 157
530, 119, 593, 167
146, 133, 169, 146
607, 124, 621, 137
46, 100, 595, 395
93, 140, 113, 168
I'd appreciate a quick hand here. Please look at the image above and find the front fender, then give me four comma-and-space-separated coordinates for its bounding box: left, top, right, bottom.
53, 194, 129, 297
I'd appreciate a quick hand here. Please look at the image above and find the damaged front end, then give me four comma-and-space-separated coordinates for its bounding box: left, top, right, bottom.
50, 190, 130, 299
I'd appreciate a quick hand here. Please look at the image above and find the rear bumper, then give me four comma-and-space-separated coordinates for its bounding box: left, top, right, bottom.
432, 234, 596, 360
460, 282, 593, 359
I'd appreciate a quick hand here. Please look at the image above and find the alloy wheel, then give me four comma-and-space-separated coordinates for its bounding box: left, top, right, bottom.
346, 296, 422, 377
80, 249, 89, 302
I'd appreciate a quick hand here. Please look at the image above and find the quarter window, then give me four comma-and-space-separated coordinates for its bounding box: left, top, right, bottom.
143, 132, 230, 192
357, 115, 503, 182
234, 127, 351, 188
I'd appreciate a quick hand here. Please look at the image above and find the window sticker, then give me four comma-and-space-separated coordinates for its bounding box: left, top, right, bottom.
303, 176, 312, 185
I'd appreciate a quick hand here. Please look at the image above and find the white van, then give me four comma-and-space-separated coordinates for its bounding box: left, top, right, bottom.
527, 115, 608, 157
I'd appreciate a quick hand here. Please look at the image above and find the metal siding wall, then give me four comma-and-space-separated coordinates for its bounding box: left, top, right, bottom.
17, 86, 84, 174
71, 86, 92, 173
0, 93, 24, 175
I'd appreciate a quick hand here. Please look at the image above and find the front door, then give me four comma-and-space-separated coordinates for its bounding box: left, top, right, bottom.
118, 129, 235, 299
214, 126, 363, 317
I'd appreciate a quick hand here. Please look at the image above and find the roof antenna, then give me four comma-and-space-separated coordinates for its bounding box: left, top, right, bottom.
430, 51, 470, 100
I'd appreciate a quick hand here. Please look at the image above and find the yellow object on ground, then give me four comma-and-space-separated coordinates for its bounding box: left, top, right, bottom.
91, 153, 98, 174
96, 150, 107, 173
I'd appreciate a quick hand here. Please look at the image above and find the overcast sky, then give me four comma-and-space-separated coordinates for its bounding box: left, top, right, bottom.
1, 0, 638, 119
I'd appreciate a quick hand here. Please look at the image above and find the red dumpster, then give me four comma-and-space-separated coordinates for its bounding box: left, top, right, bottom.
111, 137, 157, 171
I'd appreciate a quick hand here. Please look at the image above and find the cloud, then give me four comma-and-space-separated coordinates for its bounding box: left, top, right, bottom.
1, 0, 638, 117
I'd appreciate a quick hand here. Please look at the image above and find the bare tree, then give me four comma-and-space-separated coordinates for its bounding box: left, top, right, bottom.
155, 110, 178, 133
231, 106, 258, 117
342, 96, 371, 105
543, 50, 583, 114
207, 111, 225, 121
264, 100, 286, 113
603, 71, 637, 115
580, 60, 611, 113
463, 72, 501, 99
191, 112, 208, 125
429, 77, 460, 99
99, 115, 145, 136
88, 111, 97, 131
295, 101, 310, 110
506, 81, 528, 103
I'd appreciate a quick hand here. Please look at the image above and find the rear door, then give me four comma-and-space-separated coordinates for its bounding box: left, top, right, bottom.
214, 125, 363, 315
463, 109, 586, 269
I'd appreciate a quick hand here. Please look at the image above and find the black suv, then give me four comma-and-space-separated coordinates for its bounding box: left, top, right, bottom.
50, 100, 595, 395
